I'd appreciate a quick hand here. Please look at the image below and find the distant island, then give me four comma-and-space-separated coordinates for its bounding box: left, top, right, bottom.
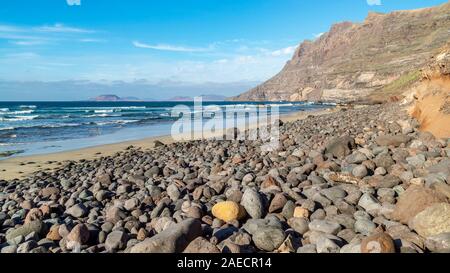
89, 95, 142, 102
90, 94, 228, 102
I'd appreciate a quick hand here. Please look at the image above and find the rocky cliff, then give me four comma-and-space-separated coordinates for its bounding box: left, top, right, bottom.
233, 2, 450, 102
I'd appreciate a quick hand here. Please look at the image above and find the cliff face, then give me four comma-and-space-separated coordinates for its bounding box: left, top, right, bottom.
406, 42, 450, 138
234, 2, 450, 102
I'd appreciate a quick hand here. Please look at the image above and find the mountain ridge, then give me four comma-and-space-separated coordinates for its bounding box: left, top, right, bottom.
233, 1, 450, 102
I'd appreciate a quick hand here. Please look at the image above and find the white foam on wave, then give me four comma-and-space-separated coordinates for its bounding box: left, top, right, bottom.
41, 123, 81, 128
95, 120, 139, 126
116, 106, 146, 110
1, 110, 35, 115
0, 115, 39, 122
0, 108, 9, 112
267, 103, 294, 107
203, 106, 222, 112
94, 109, 115, 113
19, 105, 37, 109
86, 113, 122, 118
68, 106, 146, 111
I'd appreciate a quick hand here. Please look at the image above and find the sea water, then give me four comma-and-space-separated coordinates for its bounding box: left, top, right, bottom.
0, 101, 334, 157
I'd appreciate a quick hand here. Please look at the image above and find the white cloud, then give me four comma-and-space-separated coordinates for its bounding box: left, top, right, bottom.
367, 0, 382, 6
235, 55, 256, 64
35, 23, 94, 33
67, 0, 81, 6
0, 25, 24, 32
270, 45, 297, 57
215, 59, 229, 64
313, 32, 325, 39
6, 52, 40, 59
0, 32, 45, 41
132, 41, 211, 52
10, 40, 46, 46
79, 38, 106, 43
0, 23, 94, 34
0, 23, 98, 47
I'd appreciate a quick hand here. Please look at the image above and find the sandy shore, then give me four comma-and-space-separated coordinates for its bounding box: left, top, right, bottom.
0, 107, 338, 180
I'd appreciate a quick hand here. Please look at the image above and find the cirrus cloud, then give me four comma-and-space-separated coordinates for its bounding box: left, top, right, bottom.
66, 0, 81, 6
270, 45, 297, 57
132, 41, 212, 52
35, 23, 94, 33
367, 0, 382, 6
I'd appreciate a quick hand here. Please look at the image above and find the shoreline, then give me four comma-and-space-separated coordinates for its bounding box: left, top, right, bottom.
0, 107, 338, 180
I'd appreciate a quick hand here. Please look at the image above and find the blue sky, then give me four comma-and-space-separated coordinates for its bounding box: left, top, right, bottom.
0, 0, 448, 99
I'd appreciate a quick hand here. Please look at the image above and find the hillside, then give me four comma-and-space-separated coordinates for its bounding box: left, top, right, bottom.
233, 2, 450, 102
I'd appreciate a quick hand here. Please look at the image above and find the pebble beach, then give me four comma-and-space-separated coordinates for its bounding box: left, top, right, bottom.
1, 102, 449, 253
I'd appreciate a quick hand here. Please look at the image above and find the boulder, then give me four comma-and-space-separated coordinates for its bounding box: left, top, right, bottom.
309, 219, 342, 235
391, 185, 446, 224
212, 201, 246, 222
240, 188, 265, 219
105, 231, 129, 252
130, 219, 202, 253
325, 136, 356, 158
252, 226, 285, 252
409, 203, 450, 238
375, 135, 411, 147
183, 237, 221, 253
425, 233, 450, 253
268, 193, 287, 213
6, 220, 47, 241
66, 224, 90, 250
361, 233, 396, 253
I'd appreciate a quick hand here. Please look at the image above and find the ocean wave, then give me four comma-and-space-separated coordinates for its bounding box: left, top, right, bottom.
19, 105, 37, 109
0, 122, 82, 131
219, 104, 251, 108
85, 113, 122, 118
115, 106, 146, 110
94, 109, 116, 113
0, 108, 9, 112
266, 103, 294, 107
41, 123, 81, 128
0, 127, 15, 131
203, 106, 222, 112
67, 106, 146, 111
95, 120, 139, 126
0, 110, 35, 115
0, 142, 25, 146
0, 115, 39, 122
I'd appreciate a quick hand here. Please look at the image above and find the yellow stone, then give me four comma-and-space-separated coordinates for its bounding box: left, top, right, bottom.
293, 207, 310, 219
212, 201, 246, 222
